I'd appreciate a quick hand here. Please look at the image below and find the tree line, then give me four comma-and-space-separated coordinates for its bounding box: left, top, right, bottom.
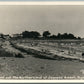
21, 31, 81, 40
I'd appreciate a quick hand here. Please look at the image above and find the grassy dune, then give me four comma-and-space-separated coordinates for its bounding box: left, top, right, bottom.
0, 39, 83, 79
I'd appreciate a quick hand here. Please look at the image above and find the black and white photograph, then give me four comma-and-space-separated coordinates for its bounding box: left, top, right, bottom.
0, 4, 84, 80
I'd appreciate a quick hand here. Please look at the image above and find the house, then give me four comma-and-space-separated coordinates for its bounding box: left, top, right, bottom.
0, 33, 11, 40
12, 34, 22, 38
3, 35, 11, 40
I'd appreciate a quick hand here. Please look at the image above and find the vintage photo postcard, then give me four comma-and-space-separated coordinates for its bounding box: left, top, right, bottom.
0, 1, 84, 83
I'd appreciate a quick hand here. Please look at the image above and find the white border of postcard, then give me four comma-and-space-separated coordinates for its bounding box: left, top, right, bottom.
0, 1, 84, 5
0, 1, 84, 83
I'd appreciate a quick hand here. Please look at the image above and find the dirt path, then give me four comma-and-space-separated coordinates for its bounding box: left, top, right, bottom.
0, 58, 14, 77
2, 55, 84, 80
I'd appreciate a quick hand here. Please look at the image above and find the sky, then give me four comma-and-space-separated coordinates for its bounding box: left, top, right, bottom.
0, 5, 84, 37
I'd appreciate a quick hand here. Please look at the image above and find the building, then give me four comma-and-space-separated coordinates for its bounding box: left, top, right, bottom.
12, 34, 22, 38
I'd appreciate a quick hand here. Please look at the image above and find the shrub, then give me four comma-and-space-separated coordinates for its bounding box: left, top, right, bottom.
15, 53, 24, 58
